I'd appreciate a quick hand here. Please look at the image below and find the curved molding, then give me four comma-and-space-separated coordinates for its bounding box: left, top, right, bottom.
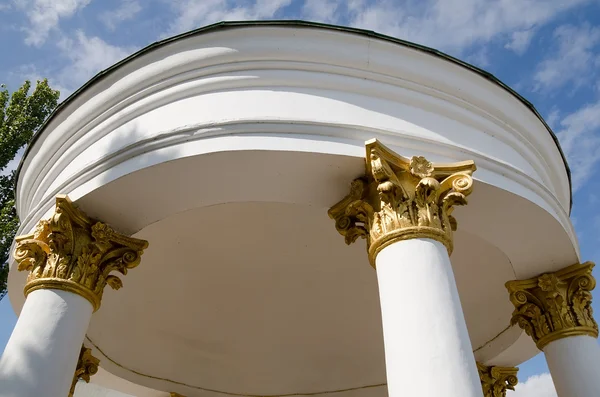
21, 64, 559, 215
16, 21, 571, 208
17, 23, 570, 221
14, 121, 576, 249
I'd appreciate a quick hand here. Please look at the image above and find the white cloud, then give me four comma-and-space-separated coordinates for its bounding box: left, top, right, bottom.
9, 63, 71, 100
159, 0, 593, 56
300, 0, 590, 55
556, 100, 600, 192
534, 24, 600, 92
56, 31, 135, 93
165, 0, 293, 37
545, 109, 561, 130
14, 0, 91, 46
301, 0, 340, 24
99, 0, 142, 31
505, 29, 535, 54
507, 373, 557, 397
465, 47, 490, 68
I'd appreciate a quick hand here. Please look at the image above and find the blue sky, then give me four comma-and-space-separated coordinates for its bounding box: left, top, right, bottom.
1, 1, 600, 396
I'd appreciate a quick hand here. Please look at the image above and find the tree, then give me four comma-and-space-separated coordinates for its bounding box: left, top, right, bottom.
0, 80, 60, 299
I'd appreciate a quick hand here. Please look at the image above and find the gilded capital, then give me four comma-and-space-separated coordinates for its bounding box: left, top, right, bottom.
328, 139, 476, 266
69, 346, 100, 397
477, 362, 518, 397
14, 195, 148, 311
506, 262, 598, 349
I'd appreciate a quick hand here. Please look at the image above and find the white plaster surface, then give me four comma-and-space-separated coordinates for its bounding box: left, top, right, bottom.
544, 335, 600, 397
90, 367, 169, 397
0, 289, 93, 397
74, 382, 134, 397
375, 238, 483, 397
14, 26, 575, 251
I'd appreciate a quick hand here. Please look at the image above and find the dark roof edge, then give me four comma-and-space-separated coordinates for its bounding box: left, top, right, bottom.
15, 20, 572, 212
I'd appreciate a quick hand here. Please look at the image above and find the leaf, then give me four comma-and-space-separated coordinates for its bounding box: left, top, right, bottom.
106, 275, 123, 290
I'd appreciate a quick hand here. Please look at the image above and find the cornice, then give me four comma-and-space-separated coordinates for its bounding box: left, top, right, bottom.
13, 121, 575, 250
16, 60, 568, 221
15, 21, 571, 212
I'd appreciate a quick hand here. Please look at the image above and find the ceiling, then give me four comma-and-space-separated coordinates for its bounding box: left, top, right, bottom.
87, 201, 519, 397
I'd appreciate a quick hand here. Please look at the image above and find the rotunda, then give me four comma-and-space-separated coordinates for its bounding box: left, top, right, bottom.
0, 21, 597, 397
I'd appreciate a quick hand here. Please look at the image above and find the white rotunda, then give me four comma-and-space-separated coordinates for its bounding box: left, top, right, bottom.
0, 21, 597, 397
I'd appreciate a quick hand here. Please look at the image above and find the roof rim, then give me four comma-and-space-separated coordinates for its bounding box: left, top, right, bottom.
15, 19, 572, 212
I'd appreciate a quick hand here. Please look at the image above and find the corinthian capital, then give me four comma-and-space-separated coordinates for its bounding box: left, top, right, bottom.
69, 346, 100, 397
477, 362, 518, 397
14, 195, 148, 311
477, 363, 519, 397
506, 262, 598, 349
328, 139, 476, 266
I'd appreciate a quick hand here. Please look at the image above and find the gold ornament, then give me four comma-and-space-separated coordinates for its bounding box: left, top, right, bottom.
14, 195, 148, 311
477, 362, 518, 397
69, 346, 100, 397
328, 139, 476, 267
506, 262, 598, 349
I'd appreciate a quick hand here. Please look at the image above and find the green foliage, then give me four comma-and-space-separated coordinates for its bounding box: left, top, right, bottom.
0, 80, 59, 300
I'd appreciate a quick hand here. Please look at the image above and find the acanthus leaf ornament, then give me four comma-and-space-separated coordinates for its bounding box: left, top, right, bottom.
505, 262, 598, 349
69, 346, 100, 397
13, 195, 149, 311
477, 362, 518, 397
328, 139, 476, 267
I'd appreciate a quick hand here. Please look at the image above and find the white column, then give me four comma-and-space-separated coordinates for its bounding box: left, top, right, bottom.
544, 335, 600, 397
376, 238, 483, 397
0, 289, 93, 397
506, 262, 600, 397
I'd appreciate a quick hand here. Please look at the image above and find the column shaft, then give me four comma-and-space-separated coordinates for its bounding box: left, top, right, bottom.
544, 336, 600, 397
376, 238, 483, 397
0, 289, 93, 397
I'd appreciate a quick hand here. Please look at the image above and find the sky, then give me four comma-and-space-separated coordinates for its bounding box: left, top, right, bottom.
1, 0, 600, 396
